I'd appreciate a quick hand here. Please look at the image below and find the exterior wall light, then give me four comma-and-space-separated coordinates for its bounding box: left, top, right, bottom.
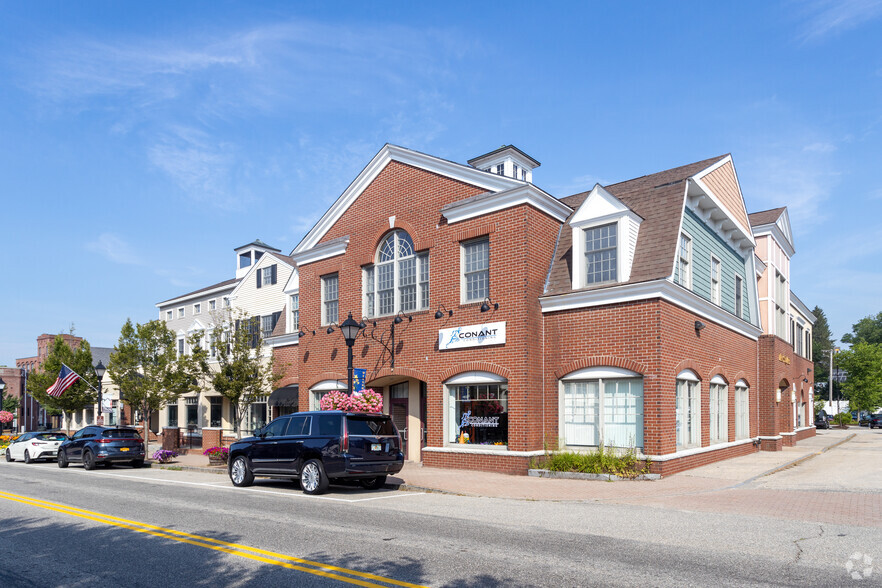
434, 304, 453, 319
297, 328, 315, 337
694, 321, 705, 334
393, 310, 412, 325
480, 297, 499, 313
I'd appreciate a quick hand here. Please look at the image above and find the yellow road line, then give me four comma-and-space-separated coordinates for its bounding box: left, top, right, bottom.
0, 490, 427, 588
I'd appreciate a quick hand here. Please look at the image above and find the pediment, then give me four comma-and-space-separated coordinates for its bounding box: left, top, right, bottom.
570, 184, 633, 227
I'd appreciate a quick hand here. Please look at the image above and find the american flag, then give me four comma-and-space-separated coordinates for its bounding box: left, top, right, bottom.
46, 364, 81, 397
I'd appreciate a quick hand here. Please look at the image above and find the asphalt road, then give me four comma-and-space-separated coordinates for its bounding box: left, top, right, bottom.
1, 435, 879, 587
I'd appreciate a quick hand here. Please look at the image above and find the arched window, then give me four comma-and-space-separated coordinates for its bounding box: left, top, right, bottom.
709, 375, 728, 444
444, 371, 508, 446
364, 230, 429, 317
676, 370, 701, 449
560, 366, 643, 449
735, 379, 749, 440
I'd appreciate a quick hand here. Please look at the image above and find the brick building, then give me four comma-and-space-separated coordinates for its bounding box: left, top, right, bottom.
271, 144, 816, 475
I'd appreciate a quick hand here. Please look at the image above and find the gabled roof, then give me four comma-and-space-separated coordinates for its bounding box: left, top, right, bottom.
545, 155, 728, 296
234, 239, 281, 252
228, 251, 296, 299
156, 278, 240, 307
749, 206, 795, 257
467, 144, 541, 167
748, 207, 787, 227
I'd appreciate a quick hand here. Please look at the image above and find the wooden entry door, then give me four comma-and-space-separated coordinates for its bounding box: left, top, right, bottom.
389, 382, 409, 455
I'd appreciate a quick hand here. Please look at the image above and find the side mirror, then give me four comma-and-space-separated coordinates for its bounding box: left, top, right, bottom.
256, 427, 266, 438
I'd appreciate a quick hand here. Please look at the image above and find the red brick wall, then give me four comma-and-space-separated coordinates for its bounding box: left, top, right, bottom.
757, 335, 814, 438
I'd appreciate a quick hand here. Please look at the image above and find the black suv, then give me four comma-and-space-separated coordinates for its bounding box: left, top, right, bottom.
58, 426, 146, 470
228, 411, 404, 495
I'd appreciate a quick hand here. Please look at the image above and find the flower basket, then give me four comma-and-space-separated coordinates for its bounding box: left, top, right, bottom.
319, 388, 384, 413
203, 446, 229, 466
152, 449, 178, 464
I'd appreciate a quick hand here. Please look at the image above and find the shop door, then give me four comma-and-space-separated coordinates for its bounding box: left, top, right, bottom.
420, 381, 427, 448
390, 382, 409, 449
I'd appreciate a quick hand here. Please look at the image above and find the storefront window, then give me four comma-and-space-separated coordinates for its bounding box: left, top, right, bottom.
562, 370, 643, 449
209, 397, 222, 428
447, 382, 508, 445
167, 404, 178, 427
185, 397, 198, 427
247, 396, 268, 434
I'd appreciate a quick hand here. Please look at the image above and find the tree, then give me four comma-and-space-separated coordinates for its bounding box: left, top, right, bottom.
841, 312, 882, 346
25, 335, 97, 431
836, 342, 882, 413
811, 306, 835, 387
205, 310, 281, 439
108, 319, 206, 446
2, 394, 20, 414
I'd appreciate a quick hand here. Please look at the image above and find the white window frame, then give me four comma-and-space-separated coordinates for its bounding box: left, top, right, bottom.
735, 380, 749, 440
559, 367, 644, 450
194, 303, 201, 315
223, 297, 231, 308
166, 310, 173, 321
710, 256, 721, 305
461, 237, 490, 303
309, 380, 347, 410
709, 376, 728, 444
676, 370, 701, 450
177, 338, 185, 357
677, 233, 692, 290
178, 307, 185, 319
443, 371, 509, 447
209, 299, 216, 311
322, 274, 339, 326
290, 293, 299, 332
362, 230, 429, 318
584, 222, 618, 285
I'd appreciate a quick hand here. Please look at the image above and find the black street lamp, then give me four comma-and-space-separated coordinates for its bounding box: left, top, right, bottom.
339, 312, 363, 394
95, 361, 106, 426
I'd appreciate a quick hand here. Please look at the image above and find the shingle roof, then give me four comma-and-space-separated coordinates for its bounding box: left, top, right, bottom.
748, 207, 786, 227
157, 278, 240, 306
545, 155, 729, 296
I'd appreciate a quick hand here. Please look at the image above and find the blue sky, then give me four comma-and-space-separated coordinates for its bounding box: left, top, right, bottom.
2, 1, 881, 365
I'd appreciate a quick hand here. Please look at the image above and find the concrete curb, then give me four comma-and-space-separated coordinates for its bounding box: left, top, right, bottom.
527, 469, 661, 481
156, 463, 227, 475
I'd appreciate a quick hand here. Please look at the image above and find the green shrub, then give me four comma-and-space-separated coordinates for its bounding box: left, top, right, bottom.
532, 445, 650, 478
832, 412, 853, 426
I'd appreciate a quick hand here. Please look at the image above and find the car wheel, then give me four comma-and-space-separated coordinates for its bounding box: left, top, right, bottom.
57, 449, 69, 468
300, 459, 329, 495
131, 459, 144, 468
5, 449, 13, 463
359, 475, 387, 490
83, 450, 96, 471
229, 456, 254, 487
23, 450, 32, 464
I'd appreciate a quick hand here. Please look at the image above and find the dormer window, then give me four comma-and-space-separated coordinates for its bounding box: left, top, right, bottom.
569, 184, 641, 290
585, 223, 617, 284
495, 164, 504, 175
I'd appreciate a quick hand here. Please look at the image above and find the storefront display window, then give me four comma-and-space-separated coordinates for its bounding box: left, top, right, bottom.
561, 369, 643, 449
447, 382, 508, 445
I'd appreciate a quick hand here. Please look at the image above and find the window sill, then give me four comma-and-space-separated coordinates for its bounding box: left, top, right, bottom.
426, 445, 545, 457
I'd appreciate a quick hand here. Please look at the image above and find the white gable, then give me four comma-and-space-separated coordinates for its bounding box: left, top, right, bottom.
570, 184, 630, 227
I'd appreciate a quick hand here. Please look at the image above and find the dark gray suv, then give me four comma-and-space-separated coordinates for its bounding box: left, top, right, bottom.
228, 411, 404, 495
58, 426, 146, 470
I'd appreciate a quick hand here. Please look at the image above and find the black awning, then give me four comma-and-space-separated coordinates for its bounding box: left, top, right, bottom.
268, 385, 299, 407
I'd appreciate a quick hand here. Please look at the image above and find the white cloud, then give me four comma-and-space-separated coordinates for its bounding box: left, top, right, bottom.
85, 233, 142, 265
796, 0, 882, 42
803, 141, 837, 153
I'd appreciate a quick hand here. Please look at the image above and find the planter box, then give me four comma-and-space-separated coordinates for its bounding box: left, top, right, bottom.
528, 469, 660, 481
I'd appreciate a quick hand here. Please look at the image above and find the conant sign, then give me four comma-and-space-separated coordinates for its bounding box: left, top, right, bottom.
438, 321, 506, 350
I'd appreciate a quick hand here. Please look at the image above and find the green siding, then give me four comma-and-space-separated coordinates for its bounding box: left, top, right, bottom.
677, 208, 751, 322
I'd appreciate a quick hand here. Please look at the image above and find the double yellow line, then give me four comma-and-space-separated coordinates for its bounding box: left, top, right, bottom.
0, 490, 427, 588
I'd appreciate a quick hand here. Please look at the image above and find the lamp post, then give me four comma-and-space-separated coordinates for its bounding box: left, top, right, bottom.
95, 361, 106, 426
339, 312, 362, 394
0, 377, 6, 432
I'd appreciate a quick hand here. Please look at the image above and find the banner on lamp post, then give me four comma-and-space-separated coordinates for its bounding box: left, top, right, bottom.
353, 369, 366, 392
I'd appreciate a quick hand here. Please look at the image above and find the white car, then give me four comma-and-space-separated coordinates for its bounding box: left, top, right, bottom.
5, 432, 68, 463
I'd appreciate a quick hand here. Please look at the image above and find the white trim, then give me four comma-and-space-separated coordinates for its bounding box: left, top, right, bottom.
641, 437, 755, 461
422, 446, 544, 457
689, 155, 755, 247
677, 369, 700, 382
758, 435, 783, 440
710, 374, 727, 385
441, 183, 572, 225
156, 282, 238, 308
228, 252, 294, 299
561, 366, 641, 380
265, 333, 299, 348
539, 278, 764, 340
444, 370, 507, 385
736, 379, 749, 388
310, 380, 346, 392
290, 236, 349, 267
292, 144, 526, 255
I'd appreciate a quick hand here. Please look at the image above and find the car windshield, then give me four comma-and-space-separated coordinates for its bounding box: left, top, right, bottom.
35, 433, 66, 441
347, 417, 396, 436
102, 429, 140, 439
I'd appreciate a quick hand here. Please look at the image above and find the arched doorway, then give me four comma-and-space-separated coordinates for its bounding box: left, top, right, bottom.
365, 375, 426, 462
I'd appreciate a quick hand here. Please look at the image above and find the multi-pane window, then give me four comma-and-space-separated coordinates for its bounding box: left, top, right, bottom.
185, 396, 198, 427
209, 299, 216, 311
209, 334, 217, 358
290, 293, 299, 331
496, 164, 504, 175
463, 238, 490, 302
735, 383, 749, 440
224, 297, 231, 308
735, 276, 743, 318
209, 397, 222, 428
676, 374, 700, 449
563, 377, 643, 449
177, 338, 185, 357
194, 303, 201, 315
363, 231, 429, 318
796, 324, 804, 356
521, 169, 527, 181
512, 164, 519, 179
711, 257, 721, 305
167, 404, 178, 427
257, 265, 277, 288
585, 223, 617, 284
178, 307, 185, 319
166, 310, 173, 321
709, 379, 728, 444
261, 314, 275, 339
322, 274, 339, 325
678, 233, 692, 289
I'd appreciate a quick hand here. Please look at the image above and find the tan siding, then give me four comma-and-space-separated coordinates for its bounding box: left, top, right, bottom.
702, 162, 751, 231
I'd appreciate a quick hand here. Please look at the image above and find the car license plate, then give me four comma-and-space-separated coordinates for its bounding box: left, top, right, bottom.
371, 443, 381, 452
121, 447, 130, 452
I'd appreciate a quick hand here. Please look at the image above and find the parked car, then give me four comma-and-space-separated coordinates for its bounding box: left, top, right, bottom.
57, 426, 145, 470
869, 413, 882, 429
228, 411, 404, 495
815, 413, 830, 429
5, 431, 68, 463
858, 412, 874, 426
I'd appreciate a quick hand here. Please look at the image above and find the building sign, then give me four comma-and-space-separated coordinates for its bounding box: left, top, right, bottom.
460, 410, 500, 428
778, 353, 791, 365
438, 321, 506, 350
353, 368, 366, 392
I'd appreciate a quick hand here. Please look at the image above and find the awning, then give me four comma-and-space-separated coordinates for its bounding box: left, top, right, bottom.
268, 385, 299, 407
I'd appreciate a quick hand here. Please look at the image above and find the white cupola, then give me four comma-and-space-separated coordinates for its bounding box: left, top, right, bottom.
468, 145, 540, 183
234, 239, 281, 279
